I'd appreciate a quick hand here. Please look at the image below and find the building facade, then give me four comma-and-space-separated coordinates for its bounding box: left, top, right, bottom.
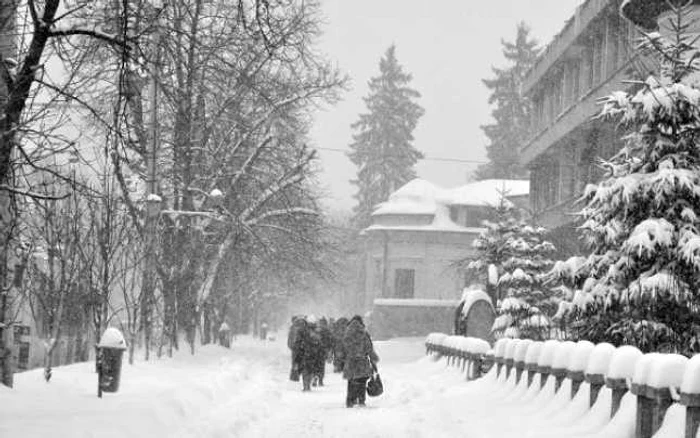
360, 178, 528, 338
521, 0, 644, 253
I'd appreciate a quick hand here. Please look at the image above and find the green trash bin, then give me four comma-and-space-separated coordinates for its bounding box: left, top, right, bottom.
97, 328, 127, 397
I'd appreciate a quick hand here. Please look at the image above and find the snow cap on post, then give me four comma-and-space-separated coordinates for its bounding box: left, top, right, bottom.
98, 328, 127, 350
524, 341, 544, 369
552, 341, 577, 372
631, 353, 663, 396
537, 339, 560, 369
567, 341, 595, 373
646, 354, 688, 390
605, 346, 643, 382
584, 343, 616, 378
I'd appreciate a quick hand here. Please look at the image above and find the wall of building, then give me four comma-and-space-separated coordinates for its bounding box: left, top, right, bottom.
521, 0, 640, 231
362, 230, 476, 312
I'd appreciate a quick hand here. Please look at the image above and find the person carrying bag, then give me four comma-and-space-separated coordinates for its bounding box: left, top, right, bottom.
338, 315, 379, 407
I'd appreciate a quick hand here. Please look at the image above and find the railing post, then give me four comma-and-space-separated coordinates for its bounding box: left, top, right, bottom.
605, 377, 628, 417
552, 367, 567, 393
680, 355, 700, 438
567, 370, 585, 399
514, 360, 525, 384
585, 373, 605, 408
538, 365, 552, 390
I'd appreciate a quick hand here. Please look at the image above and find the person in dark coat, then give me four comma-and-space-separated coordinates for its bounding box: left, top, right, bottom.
316, 317, 333, 385
338, 315, 379, 407
293, 318, 324, 391
287, 316, 303, 380
331, 317, 349, 373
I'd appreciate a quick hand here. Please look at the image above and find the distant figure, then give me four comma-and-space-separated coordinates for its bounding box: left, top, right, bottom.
218, 322, 231, 348
293, 318, 323, 391
331, 317, 349, 372
287, 316, 304, 381
338, 315, 379, 408
260, 322, 268, 341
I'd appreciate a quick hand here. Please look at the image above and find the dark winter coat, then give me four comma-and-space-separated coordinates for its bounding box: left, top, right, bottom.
294, 324, 324, 374
339, 319, 379, 380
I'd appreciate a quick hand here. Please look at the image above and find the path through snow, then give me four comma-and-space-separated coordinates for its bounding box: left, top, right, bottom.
1, 336, 491, 438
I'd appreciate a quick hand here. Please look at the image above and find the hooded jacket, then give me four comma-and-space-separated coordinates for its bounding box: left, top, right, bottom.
339, 319, 379, 380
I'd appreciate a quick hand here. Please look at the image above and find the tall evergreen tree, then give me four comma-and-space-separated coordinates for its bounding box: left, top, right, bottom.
556, 5, 700, 353
476, 22, 539, 180
348, 45, 425, 228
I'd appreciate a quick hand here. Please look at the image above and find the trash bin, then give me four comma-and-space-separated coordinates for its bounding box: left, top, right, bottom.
97, 328, 127, 397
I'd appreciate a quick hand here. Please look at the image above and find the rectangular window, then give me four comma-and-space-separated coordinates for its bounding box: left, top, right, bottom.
449, 207, 458, 224
17, 342, 29, 370
394, 269, 415, 299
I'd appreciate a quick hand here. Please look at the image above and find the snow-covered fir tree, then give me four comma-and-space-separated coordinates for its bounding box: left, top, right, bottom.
560, 5, 700, 353
475, 22, 539, 180
348, 45, 425, 228
462, 198, 557, 340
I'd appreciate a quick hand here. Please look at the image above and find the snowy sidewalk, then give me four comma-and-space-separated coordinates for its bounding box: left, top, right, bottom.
0, 336, 487, 438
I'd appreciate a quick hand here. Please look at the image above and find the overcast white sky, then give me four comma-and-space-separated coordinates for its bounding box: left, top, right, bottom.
310, 0, 584, 213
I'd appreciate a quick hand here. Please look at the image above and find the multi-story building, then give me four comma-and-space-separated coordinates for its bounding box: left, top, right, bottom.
360, 178, 528, 338
521, 0, 645, 253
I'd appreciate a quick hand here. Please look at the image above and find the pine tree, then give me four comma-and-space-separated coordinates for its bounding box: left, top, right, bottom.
560, 4, 700, 353
476, 22, 539, 180
462, 198, 557, 340
348, 45, 425, 228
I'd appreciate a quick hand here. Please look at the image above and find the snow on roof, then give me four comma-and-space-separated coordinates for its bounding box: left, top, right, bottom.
366, 178, 529, 232
98, 327, 127, 350
373, 298, 459, 308
459, 288, 493, 317
366, 203, 478, 233
371, 179, 441, 217
585, 343, 616, 376
439, 179, 529, 207
606, 346, 643, 381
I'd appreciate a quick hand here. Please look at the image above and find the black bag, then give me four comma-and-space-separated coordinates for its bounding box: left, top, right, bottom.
366, 372, 383, 397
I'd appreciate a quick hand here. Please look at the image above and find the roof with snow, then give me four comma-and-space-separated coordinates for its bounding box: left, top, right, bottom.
439, 179, 529, 207
366, 178, 529, 233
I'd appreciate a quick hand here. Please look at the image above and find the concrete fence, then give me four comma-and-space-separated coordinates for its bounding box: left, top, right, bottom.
424, 333, 700, 438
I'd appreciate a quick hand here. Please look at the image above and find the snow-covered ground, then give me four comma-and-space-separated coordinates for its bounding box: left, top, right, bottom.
0, 336, 644, 437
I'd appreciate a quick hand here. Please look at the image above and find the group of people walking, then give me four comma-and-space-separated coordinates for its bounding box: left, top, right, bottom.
287, 314, 380, 407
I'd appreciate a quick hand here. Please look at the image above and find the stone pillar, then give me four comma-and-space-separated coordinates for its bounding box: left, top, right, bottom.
505, 358, 514, 379
538, 365, 552, 390
680, 391, 700, 438
567, 370, 585, 398
631, 382, 653, 438
472, 355, 483, 380
495, 357, 505, 378
586, 373, 605, 408
552, 367, 567, 393
514, 360, 525, 385
525, 363, 537, 387
605, 377, 628, 417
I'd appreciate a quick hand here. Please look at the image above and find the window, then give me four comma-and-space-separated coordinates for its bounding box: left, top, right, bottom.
394, 269, 415, 298
466, 207, 490, 228
449, 207, 459, 223
16, 342, 29, 370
